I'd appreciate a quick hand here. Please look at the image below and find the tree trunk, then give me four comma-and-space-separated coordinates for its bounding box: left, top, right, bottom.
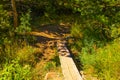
11, 0, 18, 28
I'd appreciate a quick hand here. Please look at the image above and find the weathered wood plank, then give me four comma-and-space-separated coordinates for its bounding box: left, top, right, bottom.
59, 56, 83, 80
57, 41, 83, 80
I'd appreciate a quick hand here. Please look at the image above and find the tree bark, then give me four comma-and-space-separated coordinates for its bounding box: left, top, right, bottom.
11, 0, 18, 28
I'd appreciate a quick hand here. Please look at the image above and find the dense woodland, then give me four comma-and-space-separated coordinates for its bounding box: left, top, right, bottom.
0, 0, 120, 80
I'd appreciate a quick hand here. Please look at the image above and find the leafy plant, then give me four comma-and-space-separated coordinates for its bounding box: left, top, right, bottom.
0, 59, 32, 80
0, 5, 13, 46
15, 10, 31, 34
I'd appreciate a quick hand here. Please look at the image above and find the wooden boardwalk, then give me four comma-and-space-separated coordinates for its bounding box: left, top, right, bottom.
57, 41, 83, 80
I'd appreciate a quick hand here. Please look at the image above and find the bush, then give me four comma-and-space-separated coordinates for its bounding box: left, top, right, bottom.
0, 6, 33, 64
16, 46, 38, 66
15, 10, 31, 34
70, 1, 120, 79
0, 5, 35, 80
0, 59, 32, 80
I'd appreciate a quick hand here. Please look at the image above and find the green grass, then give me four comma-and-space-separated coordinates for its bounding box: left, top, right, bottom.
79, 40, 120, 80
70, 22, 120, 80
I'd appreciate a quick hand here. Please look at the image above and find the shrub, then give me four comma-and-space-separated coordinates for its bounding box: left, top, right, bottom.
0, 59, 32, 80
15, 10, 31, 34
16, 46, 38, 66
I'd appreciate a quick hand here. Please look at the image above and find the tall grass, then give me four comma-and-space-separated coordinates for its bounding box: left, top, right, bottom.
71, 22, 120, 80
80, 40, 120, 80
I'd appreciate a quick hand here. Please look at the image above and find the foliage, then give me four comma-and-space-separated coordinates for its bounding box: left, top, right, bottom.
0, 4, 14, 64
16, 46, 39, 66
0, 59, 31, 80
0, 5, 13, 46
0, 0, 120, 80
71, 0, 120, 40
0, 4, 32, 63
70, 0, 120, 80
15, 10, 31, 34
44, 62, 56, 71
79, 40, 120, 80
0, 4, 35, 80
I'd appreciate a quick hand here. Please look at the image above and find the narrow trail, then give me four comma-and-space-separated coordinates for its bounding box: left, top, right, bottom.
30, 24, 70, 61
30, 24, 84, 80
30, 24, 71, 80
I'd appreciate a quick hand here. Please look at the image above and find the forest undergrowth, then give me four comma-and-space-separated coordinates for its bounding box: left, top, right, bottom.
0, 0, 120, 80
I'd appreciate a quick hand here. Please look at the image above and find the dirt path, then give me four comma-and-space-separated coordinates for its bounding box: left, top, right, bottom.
30, 24, 71, 80
29, 24, 97, 80
31, 24, 70, 59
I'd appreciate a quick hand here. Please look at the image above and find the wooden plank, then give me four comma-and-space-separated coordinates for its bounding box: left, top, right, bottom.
59, 56, 83, 80
57, 41, 83, 80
